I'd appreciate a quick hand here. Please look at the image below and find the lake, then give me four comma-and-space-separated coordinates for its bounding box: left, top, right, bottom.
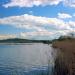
0, 43, 56, 75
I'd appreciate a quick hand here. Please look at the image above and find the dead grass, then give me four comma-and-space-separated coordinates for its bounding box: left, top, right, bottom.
52, 39, 75, 75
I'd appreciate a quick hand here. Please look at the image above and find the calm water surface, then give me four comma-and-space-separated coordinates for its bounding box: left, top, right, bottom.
0, 43, 55, 75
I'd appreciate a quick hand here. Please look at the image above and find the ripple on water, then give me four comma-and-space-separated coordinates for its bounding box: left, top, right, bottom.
0, 43, 55, 75
0, 65, 53, 75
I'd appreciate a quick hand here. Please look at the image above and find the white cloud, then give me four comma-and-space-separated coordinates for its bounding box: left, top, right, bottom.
0, 14, 75, 39
68, 21, 75, 28
0, 14, 72, 31
2, 0, 62, 8
63, 0, 75, 7
55, 30, 72, 35
20, 31, 54, 39
2, 0, 75, 8
0, 34, 16, 40
21, 31, 53, 37
58, 13, 72, 19
20, 29, 75, 39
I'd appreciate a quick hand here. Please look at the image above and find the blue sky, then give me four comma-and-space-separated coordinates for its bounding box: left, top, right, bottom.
0, 0, 75, 40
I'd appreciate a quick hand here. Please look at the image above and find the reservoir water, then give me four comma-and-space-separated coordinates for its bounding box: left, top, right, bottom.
0, 43, 56, 75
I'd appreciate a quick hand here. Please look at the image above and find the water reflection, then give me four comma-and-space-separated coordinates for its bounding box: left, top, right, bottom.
0, 43, 55, 75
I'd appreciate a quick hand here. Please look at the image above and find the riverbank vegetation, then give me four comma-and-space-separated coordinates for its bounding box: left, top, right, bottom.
52, 33, 75, 75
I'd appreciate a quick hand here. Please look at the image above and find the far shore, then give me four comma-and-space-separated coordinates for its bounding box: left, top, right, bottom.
0, 42, 51, 45
0, 42, 39, 45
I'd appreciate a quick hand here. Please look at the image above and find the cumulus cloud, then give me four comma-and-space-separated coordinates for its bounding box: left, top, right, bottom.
56, 30, 75, 35
20, 31, 54, 39
63, 0, 75, 7
0, 14, 75, 39
0, 34, 16, 40
21, 31, 53, 37
0, 14, 72, 30
68, 21, 75, 28
2, 0, 62, 8
2, 0, 75, 8
20, 30, 75, 39
58, 13, 72, 19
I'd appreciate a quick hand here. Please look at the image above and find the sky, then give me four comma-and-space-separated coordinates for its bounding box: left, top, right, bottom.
0, 0, 75, 40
